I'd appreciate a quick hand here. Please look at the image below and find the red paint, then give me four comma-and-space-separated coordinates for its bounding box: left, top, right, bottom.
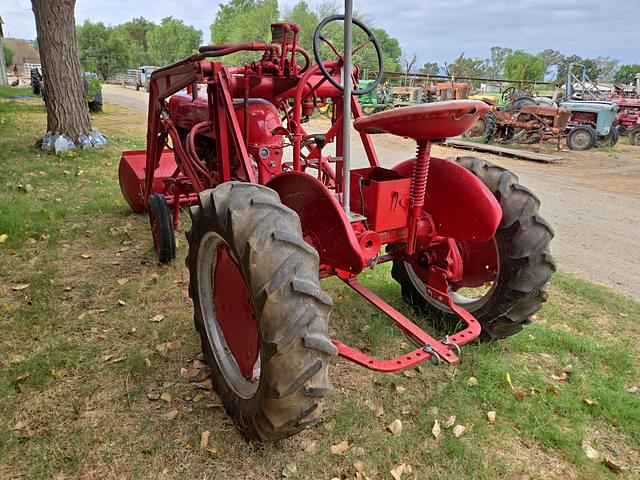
119, 149, 177, 212
353, 100, 489, 141
213, 244, 259, 381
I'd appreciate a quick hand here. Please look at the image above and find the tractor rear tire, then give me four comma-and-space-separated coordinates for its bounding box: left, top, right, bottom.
463, 111, 497, 143
630, 126, 640, 146
148, 193, 176, 264
566, 125, 596, 151
186, 182, 335, 441
391, 156, 555, 339
596, 127, 619, 148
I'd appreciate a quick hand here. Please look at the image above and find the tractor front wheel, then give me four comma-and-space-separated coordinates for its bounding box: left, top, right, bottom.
391, 156, 555, 339
186, 183, 335, 441
148, 193, 176, 264
566, 125, 596, 150
596, 127, 619, 148
630, 126, 640, 146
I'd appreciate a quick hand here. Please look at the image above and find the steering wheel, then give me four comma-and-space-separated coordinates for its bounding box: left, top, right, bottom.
501, 86, 516, 103
312, 15, 384, 96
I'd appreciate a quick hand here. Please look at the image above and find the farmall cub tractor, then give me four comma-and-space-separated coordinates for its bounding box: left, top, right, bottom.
118, 11, 555, 441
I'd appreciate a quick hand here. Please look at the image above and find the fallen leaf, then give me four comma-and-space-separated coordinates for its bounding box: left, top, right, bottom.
12, 284, 29, 291
163, 409, 179, 420
282, 463, 297, 478
160, 391, 172, 402
150, 314, 165, 323
200, 430, 210, 449
431, 419, 441, 439
562, 364, 573, 374
116, 278, 129, 286
81, 253, 93, 259
427, 406, 439, 416
299, 439, 317, 454
506, 372, 515, 391
193, 358, 208, 369
118, 300, 126, 306
192, 377, 213, 391
156, 340, 182, 355
145, 358, 152, 367
514, 390, 526, 401
467, 376, 478, 386
546, 385, 560, 397
583, 398, 597, 406
395, 385, 406, 394
102, 354, 114, 363
551, 372, 568, 381
365, 399, 384, 418
452, 424, 466, 438
602, 457, 624, 474
403, 370, 416, 378
444, 415, 456, 428
487, 411, 496, 423
184, 367, 200, 379
0, 234, 8, 243
150, 273, 160, 282
9, 354, 26, 364
354, 461, 365, 472
390, 463, 412, 480
387, 419, 402, 436
582, 440, 599, 460
206, 447, 216, 455
147, 392, 161, 401
330, 440, 349, 455
626, 386, 639, 394
13, 420, 26, 431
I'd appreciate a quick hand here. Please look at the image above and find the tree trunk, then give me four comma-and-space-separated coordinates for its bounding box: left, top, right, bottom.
31, 0, 91, 141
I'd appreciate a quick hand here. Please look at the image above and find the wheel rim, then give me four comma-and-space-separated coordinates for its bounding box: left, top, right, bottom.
197, 232, 260, 399
571, 130, 591, 149
404, 238, 500, 312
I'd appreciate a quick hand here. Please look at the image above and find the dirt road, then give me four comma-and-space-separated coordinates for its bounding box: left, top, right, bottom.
103, 85, 640, 299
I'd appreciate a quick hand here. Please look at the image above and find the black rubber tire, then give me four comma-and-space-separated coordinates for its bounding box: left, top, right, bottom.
148, 193, 176, 264
596, 127, 619, 148
566, 125, 596, 151
186, 182, 335, 441
505, 95, 536, 112
463, 111, 497, 143
391, 156, 556, 339
630, 126, 640, 146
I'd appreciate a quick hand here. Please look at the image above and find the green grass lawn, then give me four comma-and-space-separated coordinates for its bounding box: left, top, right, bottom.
1, 92, 639, 479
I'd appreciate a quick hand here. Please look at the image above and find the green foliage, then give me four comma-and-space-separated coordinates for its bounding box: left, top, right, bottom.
210, 0, 279, 65
420, 62, 440, 75
83, 75, 102, 102
76, 21, 131, 80
504, 50, 546, 81
3, 44, 14, 67
614, 64, 640, 84
487, 46, 512, 79
283, 1, 318, 54
445, 54, 489, 78
113, 17, 155, 67
146, 17, 202, 66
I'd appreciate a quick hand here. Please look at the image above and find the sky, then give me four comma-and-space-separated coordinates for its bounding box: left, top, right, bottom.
2, 0, 639, 68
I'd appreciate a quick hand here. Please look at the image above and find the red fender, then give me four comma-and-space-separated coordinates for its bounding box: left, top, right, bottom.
392, 157, 501, 241
267, 172, 365, 274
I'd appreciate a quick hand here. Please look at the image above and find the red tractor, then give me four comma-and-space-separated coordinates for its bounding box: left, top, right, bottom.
613, 98, 640, 145
118, 13, 555, 441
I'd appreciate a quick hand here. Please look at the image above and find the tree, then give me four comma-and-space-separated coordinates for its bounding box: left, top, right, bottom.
503, 50, 546, 81
593, 56, 619, 82
371, 27, 402, 72
31, 0, 92, 142
420, 62, 440, 75
283, 1, 318, 55
445, 53, 489, 78
614, 64, 640, 84
210, 0, 279, 65
147, 17, 202, 66
114, 17, 154, 67
537, 49, 564, 79
77, 21, 130, 80
487, 46, 512, 79
3, 45, 14, 67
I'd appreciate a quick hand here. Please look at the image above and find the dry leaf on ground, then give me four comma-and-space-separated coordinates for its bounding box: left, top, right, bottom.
603, 457, 624, 474
200, 431, 210, 449
506, 372, 515, 391
626, 385, 638, 393
299, 439, 317, 454
487, 411, 496, 423
150, 314, 165, 323
583, 398, 597, 406
453, 425, 466, 438
116, 277, 129, 285
12, 284, 30, 291
0, 233, 8, 243
390, 463, 412, 480
156, 340, 182, 355
163, 409, 179, 420
330, 440, 349, 455
81, 253, 93, 259
444, 415, 456, 428
147, 392, 161, 401
160, 391, 172, 402
282, 463, 297, 478
365, 399, 384, 418
431, 420, 441, 439
387, 419, 402, 436
581, 440, 599, 460
192, 377, 213, 391
467, 376, 478, 386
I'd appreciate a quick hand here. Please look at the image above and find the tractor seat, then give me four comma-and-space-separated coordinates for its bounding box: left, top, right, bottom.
354, 100, 490, 141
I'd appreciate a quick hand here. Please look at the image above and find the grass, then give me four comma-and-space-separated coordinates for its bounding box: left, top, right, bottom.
1, 93, 639, 479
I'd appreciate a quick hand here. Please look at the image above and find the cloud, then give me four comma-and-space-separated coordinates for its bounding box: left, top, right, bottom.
3, 0, 638, 66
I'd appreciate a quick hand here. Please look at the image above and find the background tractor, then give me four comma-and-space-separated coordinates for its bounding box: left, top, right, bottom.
118, 4, 555, 442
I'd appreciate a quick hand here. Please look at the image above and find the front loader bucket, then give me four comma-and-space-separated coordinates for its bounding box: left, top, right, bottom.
118, 149, 177, 212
